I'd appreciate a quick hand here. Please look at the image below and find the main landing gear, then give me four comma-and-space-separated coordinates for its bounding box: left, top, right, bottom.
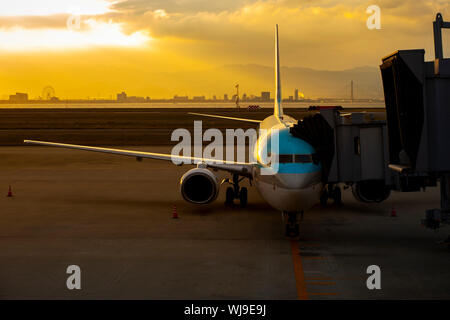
284, 211, 302, 238
320, 184, 342, 206
224, 174, 248, 207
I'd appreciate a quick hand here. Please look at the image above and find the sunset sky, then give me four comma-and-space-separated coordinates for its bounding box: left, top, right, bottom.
0, 0, 449, 99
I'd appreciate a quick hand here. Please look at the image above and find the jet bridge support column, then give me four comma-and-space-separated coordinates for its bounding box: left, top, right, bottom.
424, 174, 450, 229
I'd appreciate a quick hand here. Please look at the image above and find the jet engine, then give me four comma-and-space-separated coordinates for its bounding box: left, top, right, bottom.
352, 180, 391, 203
180, 168, 220, 204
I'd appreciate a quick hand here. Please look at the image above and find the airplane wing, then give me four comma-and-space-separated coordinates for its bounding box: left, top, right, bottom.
23, 140, 254, 177
188, 112, 262, 123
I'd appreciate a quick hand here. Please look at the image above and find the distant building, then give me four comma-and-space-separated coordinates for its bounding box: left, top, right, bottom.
224, 94, 229, 101
117, 92, 127, 102
295, 89, 299, 101
242, 93, 247, 101
193, 96, 206, 101
173, 95, 189, 102
288, 96, 294, 102
9, 92, 28, 103
261, 91, 270, 102
127, 96, 146, 103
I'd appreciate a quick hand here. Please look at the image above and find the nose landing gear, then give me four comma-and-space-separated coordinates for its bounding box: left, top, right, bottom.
224, 174, 248, 207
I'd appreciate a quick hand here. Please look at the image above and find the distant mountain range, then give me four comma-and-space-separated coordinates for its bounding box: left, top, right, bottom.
213, 64, 383, 99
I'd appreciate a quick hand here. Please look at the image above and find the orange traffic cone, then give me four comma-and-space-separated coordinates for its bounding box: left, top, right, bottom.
7, 185, 13, 197
391, 204, 397, 217
172, 205, 179, 219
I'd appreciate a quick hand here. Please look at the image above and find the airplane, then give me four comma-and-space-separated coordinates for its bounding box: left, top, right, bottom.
24, 25, 324, 237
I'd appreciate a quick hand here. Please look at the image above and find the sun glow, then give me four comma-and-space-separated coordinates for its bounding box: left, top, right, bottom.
0, 0, 150, 50
0, 0, 114, 16
0, 21, 150, 51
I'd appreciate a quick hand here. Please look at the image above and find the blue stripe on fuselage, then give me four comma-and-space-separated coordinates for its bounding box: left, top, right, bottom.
263, 127, 321, 174
276, 162, 321, 174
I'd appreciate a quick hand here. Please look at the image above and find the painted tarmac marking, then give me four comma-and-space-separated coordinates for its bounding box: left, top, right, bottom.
293, 240, 340, 298
290, 240, 308, 300
300, 247, 340, 297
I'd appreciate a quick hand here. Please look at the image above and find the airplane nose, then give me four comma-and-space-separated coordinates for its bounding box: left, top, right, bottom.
276, 173, 312, 189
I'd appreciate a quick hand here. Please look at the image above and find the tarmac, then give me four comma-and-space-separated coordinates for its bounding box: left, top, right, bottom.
0, 145, 449, 299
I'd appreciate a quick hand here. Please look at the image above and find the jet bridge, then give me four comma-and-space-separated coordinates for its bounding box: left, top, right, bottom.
380, 13, 450, 229
290, 13, 450, 230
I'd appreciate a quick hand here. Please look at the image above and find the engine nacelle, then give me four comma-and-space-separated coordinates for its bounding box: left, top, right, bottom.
352, 180, 391, 203
180, 168, 220, 204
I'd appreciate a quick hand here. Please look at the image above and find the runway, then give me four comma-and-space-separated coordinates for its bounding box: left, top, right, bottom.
0, 107, 384, 146
0, 146, 449, 299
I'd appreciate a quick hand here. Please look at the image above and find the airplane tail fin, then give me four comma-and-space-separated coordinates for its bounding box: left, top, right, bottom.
274, 24, 283, 119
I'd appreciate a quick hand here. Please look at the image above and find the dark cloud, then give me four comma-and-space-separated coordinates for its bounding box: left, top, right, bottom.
2, 0, 449, 70
111, 0, 256, 14
105, 1, 450, 39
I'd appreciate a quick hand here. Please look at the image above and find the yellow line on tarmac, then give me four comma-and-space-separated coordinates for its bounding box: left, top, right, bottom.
290, 240, 308, 300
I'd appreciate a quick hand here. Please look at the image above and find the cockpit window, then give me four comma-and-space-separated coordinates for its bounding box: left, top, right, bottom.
278, 154, 294, 163
294, 155, 311, 163
273, 154, 319, 164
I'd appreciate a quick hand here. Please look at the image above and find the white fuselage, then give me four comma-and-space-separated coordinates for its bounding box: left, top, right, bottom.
250, 114, 322, 212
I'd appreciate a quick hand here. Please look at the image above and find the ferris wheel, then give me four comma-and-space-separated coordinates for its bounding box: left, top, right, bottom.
42, 86, 56, 100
